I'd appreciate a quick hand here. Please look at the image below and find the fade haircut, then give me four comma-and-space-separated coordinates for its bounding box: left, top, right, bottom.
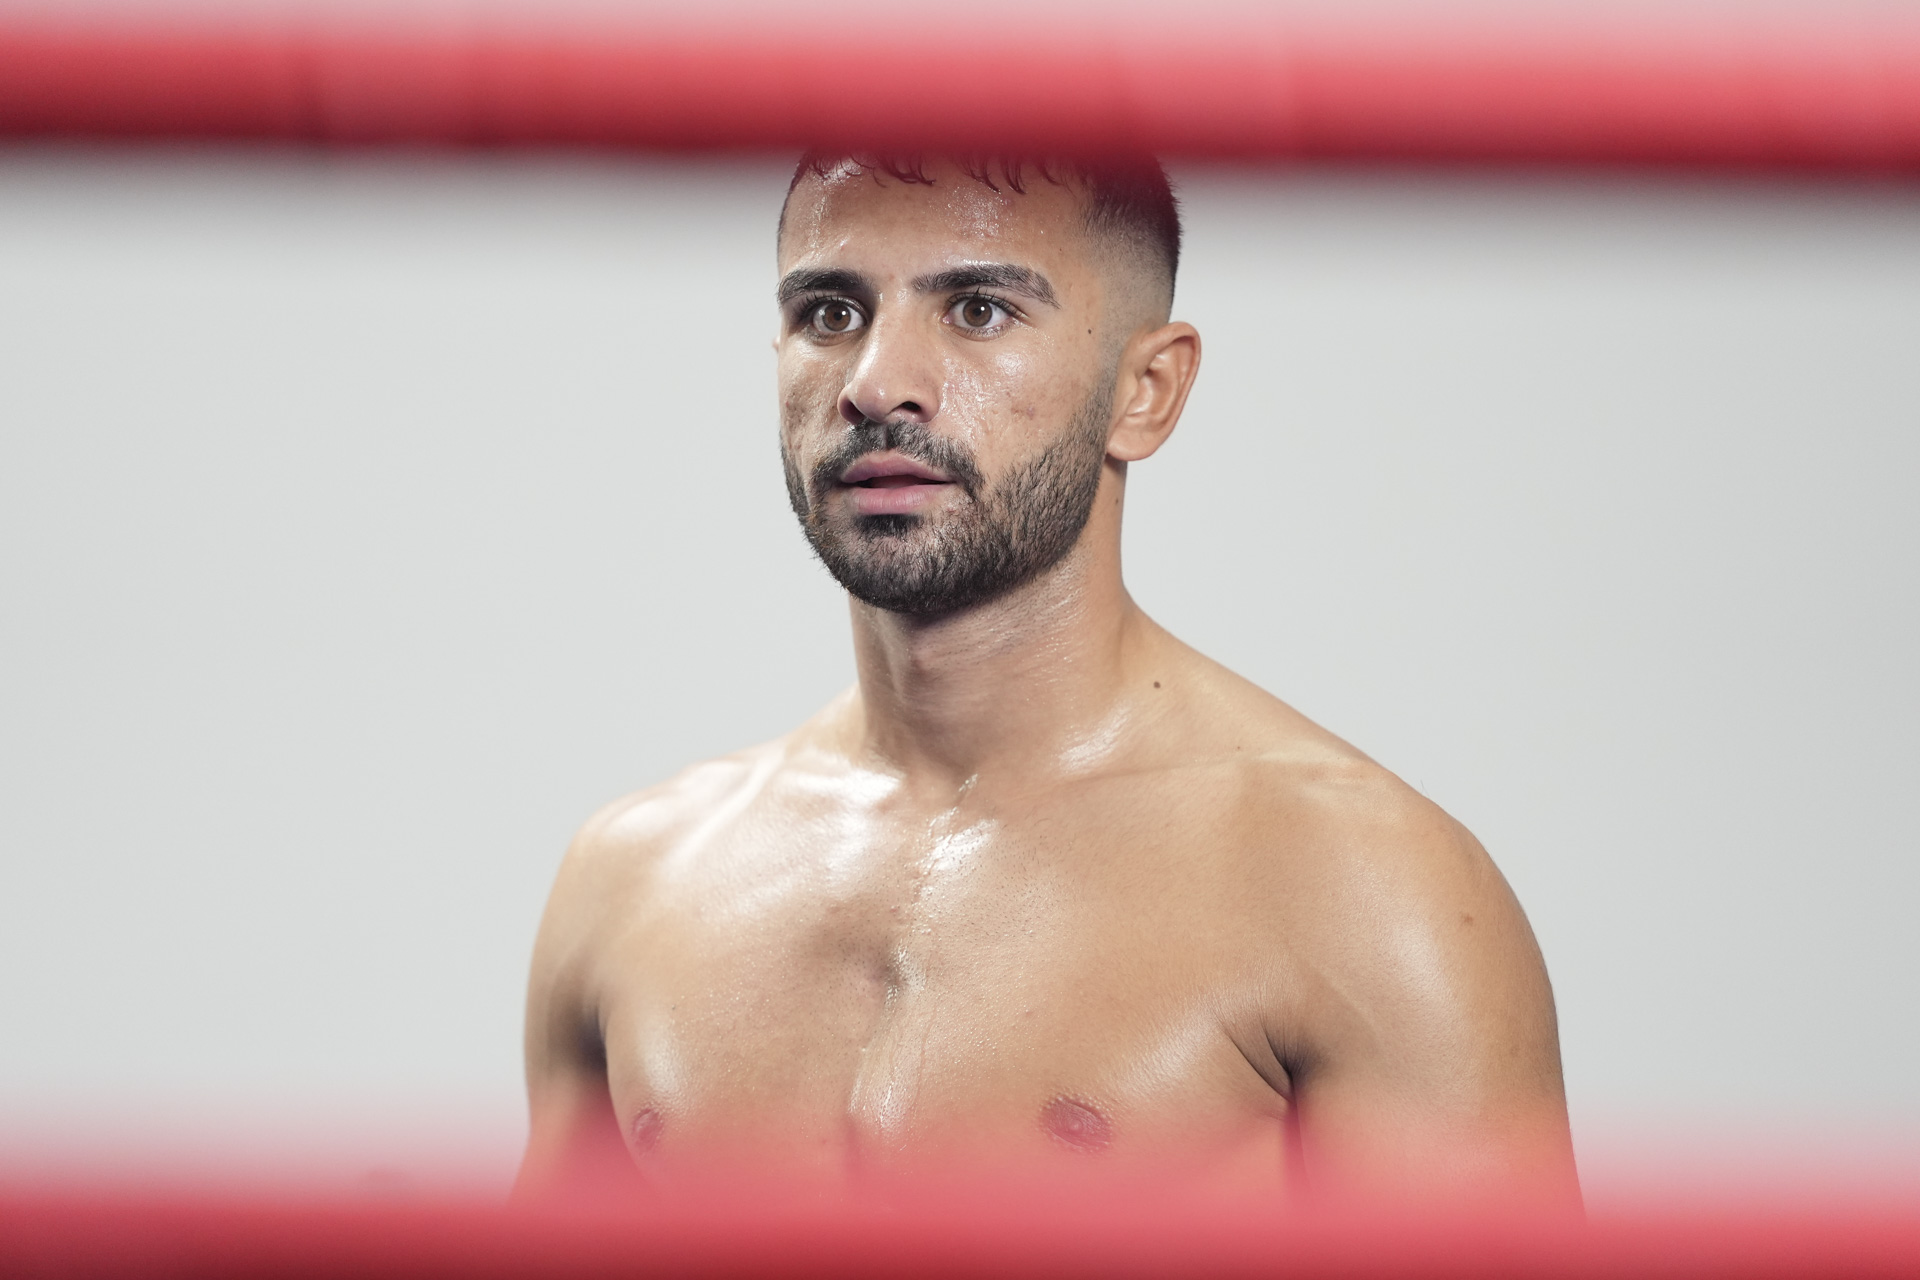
779, 152, 1181, 303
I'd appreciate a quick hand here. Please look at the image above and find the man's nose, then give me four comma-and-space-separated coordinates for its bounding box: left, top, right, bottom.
838, 313, 942, 427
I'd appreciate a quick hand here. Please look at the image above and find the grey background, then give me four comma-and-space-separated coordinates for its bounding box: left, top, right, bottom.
1, 150, 1915, 1199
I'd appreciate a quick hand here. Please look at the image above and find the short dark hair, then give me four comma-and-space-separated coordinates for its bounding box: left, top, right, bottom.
781, 152, 1181, 297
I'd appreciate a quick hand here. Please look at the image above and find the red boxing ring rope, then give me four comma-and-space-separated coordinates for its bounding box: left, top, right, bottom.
6, 1188, 1920, 1280
0, 6, 1918, 168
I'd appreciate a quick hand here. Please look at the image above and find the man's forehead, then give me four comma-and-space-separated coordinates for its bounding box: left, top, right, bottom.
778, 161, 1090, 270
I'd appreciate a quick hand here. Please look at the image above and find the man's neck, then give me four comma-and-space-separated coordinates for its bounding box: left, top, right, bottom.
844, 536, 1148, 791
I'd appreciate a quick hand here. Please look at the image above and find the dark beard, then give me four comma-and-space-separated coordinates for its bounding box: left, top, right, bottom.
783, 387, 1113, 617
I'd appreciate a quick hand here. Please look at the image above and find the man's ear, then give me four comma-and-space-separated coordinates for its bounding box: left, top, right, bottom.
1106, 323, 1201, 463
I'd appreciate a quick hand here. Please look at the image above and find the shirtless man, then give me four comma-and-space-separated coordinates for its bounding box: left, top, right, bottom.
517, 154, 1579, 1207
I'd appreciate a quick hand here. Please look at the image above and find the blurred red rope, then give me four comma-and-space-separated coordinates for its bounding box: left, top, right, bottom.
5, 1187, 1920, 1280
0, 9, 1916, 168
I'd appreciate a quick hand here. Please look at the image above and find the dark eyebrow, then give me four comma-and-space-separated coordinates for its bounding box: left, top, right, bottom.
777, 267, 872, 306
912, 264, 1060, 309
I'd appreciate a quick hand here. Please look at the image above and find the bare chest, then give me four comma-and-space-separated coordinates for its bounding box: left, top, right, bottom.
593, 806, 1286, 1177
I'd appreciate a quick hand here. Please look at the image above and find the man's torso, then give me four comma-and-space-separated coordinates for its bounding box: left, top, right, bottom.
531, 650, 1494, 1192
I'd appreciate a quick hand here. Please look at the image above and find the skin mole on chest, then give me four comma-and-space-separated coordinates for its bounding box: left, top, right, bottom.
1040, 1095, 1113, 1153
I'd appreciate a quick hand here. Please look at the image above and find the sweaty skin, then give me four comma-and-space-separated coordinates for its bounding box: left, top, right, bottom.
518, 161, 1580, 1207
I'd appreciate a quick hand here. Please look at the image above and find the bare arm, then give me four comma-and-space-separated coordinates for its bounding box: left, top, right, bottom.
512, 820, 646, 1204
1279, 788, 1580, 1211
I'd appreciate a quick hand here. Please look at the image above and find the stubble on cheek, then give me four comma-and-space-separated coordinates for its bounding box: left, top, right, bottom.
778, 375, 844, 521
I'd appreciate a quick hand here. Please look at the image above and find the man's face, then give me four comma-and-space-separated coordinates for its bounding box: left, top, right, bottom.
776, 161, 1118, 616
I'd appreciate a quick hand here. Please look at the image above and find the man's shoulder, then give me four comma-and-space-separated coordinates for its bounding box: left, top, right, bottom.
1241, 749, 1494, 907
1232, 743, 1480, 884
563, 740, 788, 875
531, 739, 798, 971
1165, 665, 1551, 1039
526, 734, 825, 1034
1164, 654, 1504, 915
548, 691, 866, 924
556, 689, 862, 874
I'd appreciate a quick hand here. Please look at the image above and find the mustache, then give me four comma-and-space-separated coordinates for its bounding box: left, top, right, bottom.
810, 419, 985, 504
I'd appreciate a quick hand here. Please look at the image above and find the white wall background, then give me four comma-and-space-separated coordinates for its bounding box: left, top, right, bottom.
1, 150, 1915, 1201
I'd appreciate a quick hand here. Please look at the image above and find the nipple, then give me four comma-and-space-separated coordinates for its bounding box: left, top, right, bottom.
628, 1106, 664, 1154
1040, 1096, 1112, 1153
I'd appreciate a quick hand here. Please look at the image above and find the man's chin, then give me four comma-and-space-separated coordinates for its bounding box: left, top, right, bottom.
850, 513, 925, 539
809, 542, 980, 617
819, 560, 957, 617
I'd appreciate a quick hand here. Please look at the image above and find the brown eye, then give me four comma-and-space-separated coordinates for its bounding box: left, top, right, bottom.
812, 300, 861, 335
960, 298, 996, 328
